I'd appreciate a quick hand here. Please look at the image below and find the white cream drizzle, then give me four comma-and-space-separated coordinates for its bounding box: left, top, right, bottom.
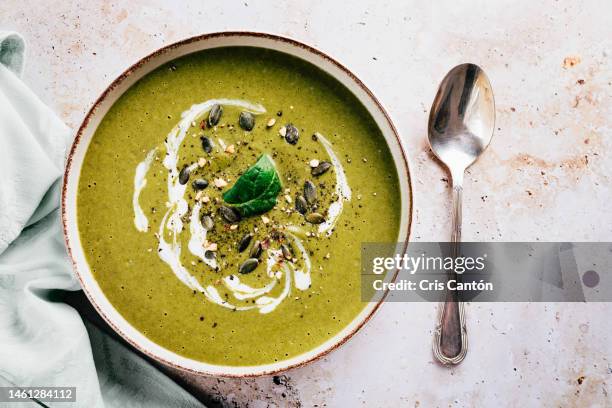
315, 133, 352, 236
188, 202, 217, 269
223, 275, 277, 300
220, 243, 309, 313
133, 148, 157, 232
285, 225, 308, 238
255, 262, 292, 314
217, 138, 227, 152
132, 100, 348, 314
157, 210, 206, 292
288, 233, 312, 290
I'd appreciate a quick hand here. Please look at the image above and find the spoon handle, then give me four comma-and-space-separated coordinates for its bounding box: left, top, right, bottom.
433, 182, 468, 365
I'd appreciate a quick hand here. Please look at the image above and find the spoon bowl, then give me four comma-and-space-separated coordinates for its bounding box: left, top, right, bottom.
428, 64, 495, 178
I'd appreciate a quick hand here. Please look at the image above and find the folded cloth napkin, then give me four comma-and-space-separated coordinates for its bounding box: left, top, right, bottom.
0, 31, 204, 408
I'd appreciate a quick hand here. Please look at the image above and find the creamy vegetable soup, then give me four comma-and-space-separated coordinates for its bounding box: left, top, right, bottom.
77, 47, 400, 365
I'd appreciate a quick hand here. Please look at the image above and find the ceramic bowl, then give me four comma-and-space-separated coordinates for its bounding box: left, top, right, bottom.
62, 31, 412, 377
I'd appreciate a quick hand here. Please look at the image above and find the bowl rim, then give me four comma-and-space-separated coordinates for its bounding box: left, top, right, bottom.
61, 31, 413, 377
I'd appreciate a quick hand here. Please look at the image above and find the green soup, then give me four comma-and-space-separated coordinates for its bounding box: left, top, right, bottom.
77, 47, 401, 366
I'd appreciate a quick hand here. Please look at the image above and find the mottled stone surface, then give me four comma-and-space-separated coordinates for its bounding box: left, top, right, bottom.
3, 0, 610, 406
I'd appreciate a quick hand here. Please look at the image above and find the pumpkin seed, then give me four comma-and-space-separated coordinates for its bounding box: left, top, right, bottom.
201, 215, 214, 230
239, 258, 259, 274
208, 104, 223, 126
304, 180, 317, 204
238, 234, 253, 252
295, 195, 308, 214
239, 111, 255, 131
284, 123, 299, 145
192, 179, 209, 190
201, 136, 213, 153
249, 240, 262, 259
305, 212, 325, 224
311, 161, 332, 176
281, 244, 293, 260
178, 166, 190, 185
219, 205, 241, 223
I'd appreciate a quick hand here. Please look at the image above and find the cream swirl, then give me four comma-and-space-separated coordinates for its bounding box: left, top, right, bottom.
133, 100, 349, 313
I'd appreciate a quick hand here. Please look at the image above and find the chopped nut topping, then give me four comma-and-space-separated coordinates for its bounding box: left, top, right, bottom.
198, 157, 207, 167
214, 178, 228, 188
279, 126, 287, 137
267, 118, 276, 127
261, 215, 270, 224
309, 159, 320, 168
225, 144, 235, 154
204, 242, 218, 251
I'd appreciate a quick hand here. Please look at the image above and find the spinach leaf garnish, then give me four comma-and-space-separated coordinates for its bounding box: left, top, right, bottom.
222, 154, 282, 217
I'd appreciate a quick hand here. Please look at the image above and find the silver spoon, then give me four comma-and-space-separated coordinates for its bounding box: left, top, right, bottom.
427, 63, 495, 365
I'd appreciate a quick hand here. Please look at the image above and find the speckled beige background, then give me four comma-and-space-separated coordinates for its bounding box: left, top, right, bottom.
2, 0, 610, 406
